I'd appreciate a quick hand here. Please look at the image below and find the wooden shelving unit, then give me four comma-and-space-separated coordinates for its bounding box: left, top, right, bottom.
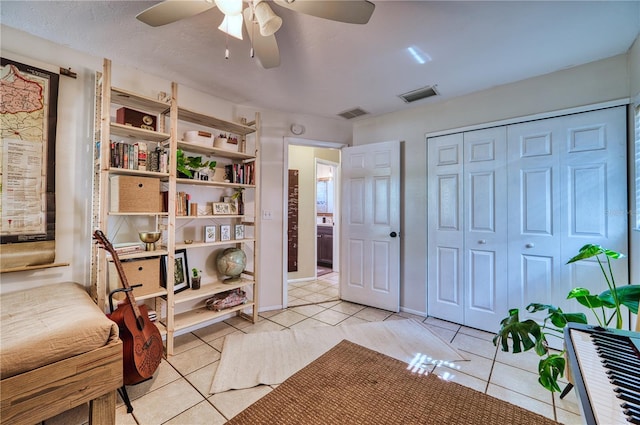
92, 59, 260, 356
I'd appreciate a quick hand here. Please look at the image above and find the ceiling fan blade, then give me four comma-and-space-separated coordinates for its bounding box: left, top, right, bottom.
273, 0, 375, 24
136, 0, 216, 27
244, 7, 280, 69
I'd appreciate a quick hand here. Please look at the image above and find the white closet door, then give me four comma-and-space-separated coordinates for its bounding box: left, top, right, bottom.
560, 107, 628, 315
507, 118, 563, 318
507, 106, 628, 323
428, 106, 627, 332
427, 133, 464, 323
463, 127, 508, 332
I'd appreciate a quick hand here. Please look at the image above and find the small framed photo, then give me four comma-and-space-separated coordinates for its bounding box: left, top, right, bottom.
212, 202, 231, 215
235, 224, 245, 240
220, 224, 231, 241
204, 225, 216, 243
161, 249, 190, 293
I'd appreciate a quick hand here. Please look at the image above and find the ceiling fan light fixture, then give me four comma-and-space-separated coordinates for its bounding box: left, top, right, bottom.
215, 0, 243, 16
218, 13, 244, 40
253, 0, 282, 36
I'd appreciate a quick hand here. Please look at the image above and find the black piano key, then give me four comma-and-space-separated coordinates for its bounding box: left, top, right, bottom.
615, 388, 640, 406
594, 341, 635, 353
602, 360, 640, 378
611, 377, 640, 393
597, 345, 639, 360
608, 368, 640, 383
622, 402, 640, 417
594, 333, 634, 345
600, 355, 640, 374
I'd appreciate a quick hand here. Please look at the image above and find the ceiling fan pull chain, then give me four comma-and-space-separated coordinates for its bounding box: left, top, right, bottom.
225, 32, 230, 59
249, 4, 255, 58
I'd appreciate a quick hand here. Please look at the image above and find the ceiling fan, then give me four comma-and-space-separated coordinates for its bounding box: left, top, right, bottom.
136, 0, 375, 69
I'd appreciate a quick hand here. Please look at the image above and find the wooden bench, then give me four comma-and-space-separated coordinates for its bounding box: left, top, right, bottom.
0, 282, 122, 425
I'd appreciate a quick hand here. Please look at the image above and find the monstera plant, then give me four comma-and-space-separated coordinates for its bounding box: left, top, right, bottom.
493, 244, 639, 393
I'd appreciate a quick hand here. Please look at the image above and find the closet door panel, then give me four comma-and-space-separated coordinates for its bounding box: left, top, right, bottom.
427, 133, 464, 323
560, 106, 628, 316
507, 120, 562, 317
463, 127, 508, 332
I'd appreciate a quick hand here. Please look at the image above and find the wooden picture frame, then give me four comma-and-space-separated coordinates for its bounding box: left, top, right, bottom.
204, 225, 216, 243
220, 225, 231, 241
161, 249, 190, 293
212, 202, 231, 215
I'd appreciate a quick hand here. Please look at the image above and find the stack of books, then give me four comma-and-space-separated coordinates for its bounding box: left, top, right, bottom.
147, 310, 157, 322
112, 242, 145, 255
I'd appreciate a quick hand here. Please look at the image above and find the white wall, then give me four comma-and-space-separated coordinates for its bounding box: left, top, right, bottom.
0, 26, 353, 308
353, 51, 634, 315
628, 35, 640, 292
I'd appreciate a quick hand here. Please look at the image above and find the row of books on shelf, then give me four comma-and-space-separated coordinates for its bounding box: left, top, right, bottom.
110, 140, 168, 173
224, 162, 255, 185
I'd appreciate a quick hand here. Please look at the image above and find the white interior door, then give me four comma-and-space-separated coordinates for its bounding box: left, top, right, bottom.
340, 141, 400, 312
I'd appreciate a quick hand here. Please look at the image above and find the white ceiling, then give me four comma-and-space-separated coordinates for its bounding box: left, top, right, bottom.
2, 1, 639, 120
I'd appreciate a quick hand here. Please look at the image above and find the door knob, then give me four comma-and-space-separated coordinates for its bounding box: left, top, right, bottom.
478, 239, 487, 244
390, 232, 398, 238
526, 243, 535, 248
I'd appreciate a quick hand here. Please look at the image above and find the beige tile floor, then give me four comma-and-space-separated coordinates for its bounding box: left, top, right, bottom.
45, 272, 583, 425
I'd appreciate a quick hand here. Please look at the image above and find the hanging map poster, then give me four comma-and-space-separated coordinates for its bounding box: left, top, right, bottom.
0, 57, 59, 269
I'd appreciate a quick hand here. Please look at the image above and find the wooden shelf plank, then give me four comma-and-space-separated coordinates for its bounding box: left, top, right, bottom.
107, 168, 169, 179
175, 177, 255, 189
177, 107, 256, 136
111, 87, 170, 114
171, 301, 255, 331
107, 249, 169, 260
110, 122, 170, 142
175, 239, 254, 250
172, 278, 254, 304
177, 141, 255, 160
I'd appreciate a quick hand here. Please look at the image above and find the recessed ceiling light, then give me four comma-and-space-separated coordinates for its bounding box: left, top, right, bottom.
407, 46, 431, 65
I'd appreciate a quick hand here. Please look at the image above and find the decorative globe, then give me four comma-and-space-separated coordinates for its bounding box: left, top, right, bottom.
216, 248, 246, 282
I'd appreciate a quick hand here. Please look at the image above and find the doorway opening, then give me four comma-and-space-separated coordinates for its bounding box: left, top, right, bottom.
284, 140, 343, 308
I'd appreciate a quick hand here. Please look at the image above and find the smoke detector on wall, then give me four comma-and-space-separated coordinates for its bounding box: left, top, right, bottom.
290, 123, 305, 135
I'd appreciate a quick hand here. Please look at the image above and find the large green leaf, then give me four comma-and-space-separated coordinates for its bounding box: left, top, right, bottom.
566, 244, 624, 264
538, 354, 566, 393
525, 303, 587, 328
567, 287, 613, 309
493, 309, 543, 354
599, 285, 640, 314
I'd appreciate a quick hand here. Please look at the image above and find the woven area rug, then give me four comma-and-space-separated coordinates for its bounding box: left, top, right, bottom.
210, 319, 466, 394
227, 340, 560, 425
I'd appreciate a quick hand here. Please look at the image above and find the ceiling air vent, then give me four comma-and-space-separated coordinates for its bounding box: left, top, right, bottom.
399, 85, 439, 103
337, 107, 369, 120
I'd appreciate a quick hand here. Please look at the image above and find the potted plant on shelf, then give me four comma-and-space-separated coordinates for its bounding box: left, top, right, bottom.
176, 149, 215, 180
191, 268, 202, 290
493, 244, 639, 393
231, 187, 244, 215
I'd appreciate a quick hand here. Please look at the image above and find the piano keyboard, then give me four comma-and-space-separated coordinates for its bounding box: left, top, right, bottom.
565, 323, 640, 425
